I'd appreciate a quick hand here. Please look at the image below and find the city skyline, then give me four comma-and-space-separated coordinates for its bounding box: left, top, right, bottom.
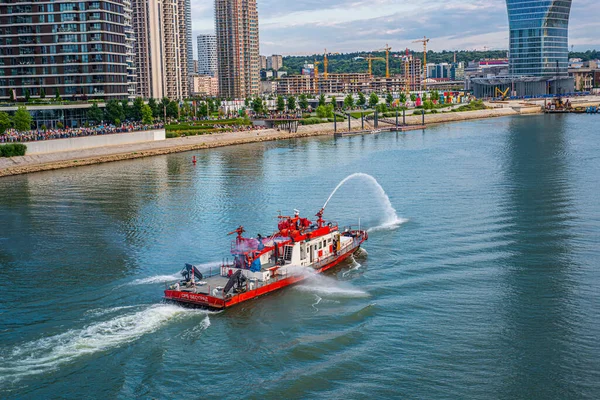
191, 0, 600, 57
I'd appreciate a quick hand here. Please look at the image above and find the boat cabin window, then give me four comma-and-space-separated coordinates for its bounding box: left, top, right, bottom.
283, 245, 293, 262
300, 243, 306, 260
318, 242, 322, 249
328, 238, 331, 243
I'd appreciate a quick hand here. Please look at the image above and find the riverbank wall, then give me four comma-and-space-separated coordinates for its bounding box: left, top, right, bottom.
24, 129, 165, 155
0, 107, 540, 178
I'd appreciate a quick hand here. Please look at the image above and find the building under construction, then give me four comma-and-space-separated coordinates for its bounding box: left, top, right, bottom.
275, 73, 425, 96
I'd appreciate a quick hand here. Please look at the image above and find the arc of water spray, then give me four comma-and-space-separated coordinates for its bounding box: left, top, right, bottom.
322, 173, 405, 231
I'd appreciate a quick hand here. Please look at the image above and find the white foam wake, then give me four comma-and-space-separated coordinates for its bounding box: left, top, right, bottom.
0, 304, 207, 383
295, 275, 369, 298
181, 316, 212, 340
128, 261, 223, 285
84, 305, 141, 318
128, 274, 181, 285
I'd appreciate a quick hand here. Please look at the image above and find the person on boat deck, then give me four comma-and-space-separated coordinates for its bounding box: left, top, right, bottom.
257, 234, 264, 250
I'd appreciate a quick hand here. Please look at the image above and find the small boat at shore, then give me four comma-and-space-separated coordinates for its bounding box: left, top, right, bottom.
164, 208, 368, 309
370, 129, 382, 134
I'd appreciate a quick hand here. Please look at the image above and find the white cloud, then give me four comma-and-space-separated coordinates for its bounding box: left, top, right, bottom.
190, 0, 600, 56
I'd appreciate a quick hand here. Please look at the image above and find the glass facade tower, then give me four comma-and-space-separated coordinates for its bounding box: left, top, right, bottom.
506, 0, 572, 77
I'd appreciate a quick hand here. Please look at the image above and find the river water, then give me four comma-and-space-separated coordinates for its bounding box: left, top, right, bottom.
1, 114, 599, 399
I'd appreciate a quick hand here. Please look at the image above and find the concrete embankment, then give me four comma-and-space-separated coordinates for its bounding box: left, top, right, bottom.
0, 107, 539, 177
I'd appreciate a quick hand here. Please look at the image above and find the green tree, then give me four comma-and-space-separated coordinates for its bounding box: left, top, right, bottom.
369, 92, 379, 108
40, 88, 46, 99
410, 93, 417, 102
344, 94, 354, 109
357, 92, 366, 107
252, 97, 264, 114
276, 95, 286, 112
316, 104, 334, 118
198, 102, 208, 117
166, 101, 179, 119
399, 92, 407, 104
210, 98, 220, 113
148, 98, 159, 118
386, 92, 393, 106
330, 96, 337, 110
132, 97, 144, 121
430, 91, 440, 102
318, 93, 326, 107
121, 99, 132, 120
54, 89, 61, 101
287, 96, 296, 111
299, 94, 309, 110
141, 104, 153, 124
0, 111, 11, 133
104, 100, 125, 124
245, 97, 251, 107
325, 104, 334, 118
316, 105, 327, 118
12, 106, 32, 132
87, 103, 103, 124
180, 101, 191, 119
9, 90, 15, 102
24, 89, 31, 103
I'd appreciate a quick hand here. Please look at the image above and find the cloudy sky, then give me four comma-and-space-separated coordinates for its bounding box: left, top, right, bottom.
191, 0, 599, 57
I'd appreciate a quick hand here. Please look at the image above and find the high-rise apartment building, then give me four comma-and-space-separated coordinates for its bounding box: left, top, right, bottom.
506, 0, 572, 77
267, 55, 283, 71
124, 0, 137, 99
259, 55, 267, 70
182, 0, 193, 75
197, 34, 217, 76
132, 0, 189, 100
0, 0, 132, 100
215, 0, 260, 99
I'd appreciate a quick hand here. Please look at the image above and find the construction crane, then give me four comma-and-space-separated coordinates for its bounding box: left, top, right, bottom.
314, 59, 320, 94
412, 36, 430, 90
323, 49, 339, 79
360, 54, 385, 76
375, 44, 392, 78
403, 48, 411, 93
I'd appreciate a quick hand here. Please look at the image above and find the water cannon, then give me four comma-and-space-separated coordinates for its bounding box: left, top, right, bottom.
315, 208, 325, 228
228, 225, 245, 238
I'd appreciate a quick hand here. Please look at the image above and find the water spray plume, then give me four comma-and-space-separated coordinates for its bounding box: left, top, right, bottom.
322, 173, 406, 231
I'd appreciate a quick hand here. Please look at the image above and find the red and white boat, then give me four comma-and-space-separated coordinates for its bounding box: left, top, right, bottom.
164, 208, 368, 309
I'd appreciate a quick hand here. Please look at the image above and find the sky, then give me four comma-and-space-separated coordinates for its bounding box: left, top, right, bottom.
191, 0, 600, 57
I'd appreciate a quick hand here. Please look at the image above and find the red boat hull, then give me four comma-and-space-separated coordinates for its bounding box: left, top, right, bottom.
164, 246, 360, 309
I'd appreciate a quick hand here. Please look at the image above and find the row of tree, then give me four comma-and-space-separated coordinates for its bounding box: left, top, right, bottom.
87, 97, 224, 125
243, 90, 442, 114
0, 107, 33, 133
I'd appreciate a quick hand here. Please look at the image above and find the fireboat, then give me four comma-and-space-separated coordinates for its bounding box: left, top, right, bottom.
164, 208, 368, 309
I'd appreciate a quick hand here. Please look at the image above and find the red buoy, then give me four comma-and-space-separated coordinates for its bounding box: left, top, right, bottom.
192, 156, 197, 164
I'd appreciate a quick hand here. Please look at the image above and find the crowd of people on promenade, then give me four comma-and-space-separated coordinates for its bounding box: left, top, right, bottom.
0, 122, 164, 143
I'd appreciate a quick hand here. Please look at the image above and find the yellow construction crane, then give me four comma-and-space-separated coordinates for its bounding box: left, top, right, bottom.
412, 36, 430, 90
403, 48, 411, 93
374, 44, 392, 78
360, 54, 385, 76
323, 49, 339, 79
314, 59, 321, 94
